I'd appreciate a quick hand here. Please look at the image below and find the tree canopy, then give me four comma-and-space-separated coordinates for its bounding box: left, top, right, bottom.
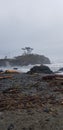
22, 47, 33, 55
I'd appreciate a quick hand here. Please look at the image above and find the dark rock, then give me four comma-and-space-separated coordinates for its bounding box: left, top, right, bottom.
22, 128, 27, 130
45, 118, 50, 121
27, 65, 53, 74
58, 68, 63, 71
7, 124, 14, 130
13, 67, 18, 70
0, 70, 3, 73
43, 108, 50, 113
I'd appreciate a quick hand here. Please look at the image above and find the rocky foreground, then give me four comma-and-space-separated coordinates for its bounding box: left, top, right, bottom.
0, 72, 63, 130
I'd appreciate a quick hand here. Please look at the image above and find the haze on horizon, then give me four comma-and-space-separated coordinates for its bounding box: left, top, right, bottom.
0, 0, 63, 63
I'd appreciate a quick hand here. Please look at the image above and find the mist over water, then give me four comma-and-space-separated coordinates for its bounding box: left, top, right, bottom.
0, 64, 39, 73
0, 62, 63, 74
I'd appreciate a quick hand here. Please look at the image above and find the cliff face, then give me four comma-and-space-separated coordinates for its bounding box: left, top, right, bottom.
0, 54, 50, 66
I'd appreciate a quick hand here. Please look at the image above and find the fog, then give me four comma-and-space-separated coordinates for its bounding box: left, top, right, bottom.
0, 0, 63, 62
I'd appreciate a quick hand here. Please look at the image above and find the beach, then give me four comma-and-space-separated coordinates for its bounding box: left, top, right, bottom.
0, 72, 63, 130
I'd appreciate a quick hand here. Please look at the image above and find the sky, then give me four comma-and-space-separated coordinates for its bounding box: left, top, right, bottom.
0, 0, 63, 62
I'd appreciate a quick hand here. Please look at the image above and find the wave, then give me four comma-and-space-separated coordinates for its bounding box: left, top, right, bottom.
0, 63, 63, 73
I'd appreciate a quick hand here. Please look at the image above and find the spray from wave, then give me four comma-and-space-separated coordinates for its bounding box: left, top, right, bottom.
0, 62, 63, 73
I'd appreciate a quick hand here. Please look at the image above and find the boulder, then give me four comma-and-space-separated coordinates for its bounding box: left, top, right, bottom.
0, 70, 3, 73
27, 65, 53, 74
58, 68, 63, 71
13, 67, 18, 70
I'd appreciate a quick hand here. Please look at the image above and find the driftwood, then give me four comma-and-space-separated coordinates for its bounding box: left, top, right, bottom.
42, 74, 63, 81
42, 75, 55, 80
42, 74, 63, 86
0, 76, 12, 80
4, 70, 20, 74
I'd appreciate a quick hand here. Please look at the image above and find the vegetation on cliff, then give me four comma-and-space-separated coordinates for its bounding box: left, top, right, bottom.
0, 53, 50, 66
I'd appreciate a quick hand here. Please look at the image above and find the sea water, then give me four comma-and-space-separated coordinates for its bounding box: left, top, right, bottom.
0, 63, 63, 73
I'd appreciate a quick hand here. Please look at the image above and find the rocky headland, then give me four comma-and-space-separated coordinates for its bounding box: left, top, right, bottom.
0, 54, 50, 67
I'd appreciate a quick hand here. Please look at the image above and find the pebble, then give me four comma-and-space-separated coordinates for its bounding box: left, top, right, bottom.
43, 108, 50, 113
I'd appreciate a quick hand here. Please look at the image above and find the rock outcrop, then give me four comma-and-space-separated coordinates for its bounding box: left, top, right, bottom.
0, 54, 51, 66
58, 68, 63, 71
27, 65, 53, 74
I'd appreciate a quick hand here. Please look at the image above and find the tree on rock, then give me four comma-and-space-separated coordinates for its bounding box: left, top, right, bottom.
22, 47, 33, 55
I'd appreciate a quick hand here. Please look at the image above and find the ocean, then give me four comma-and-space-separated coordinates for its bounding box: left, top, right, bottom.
0, 63, 63, 74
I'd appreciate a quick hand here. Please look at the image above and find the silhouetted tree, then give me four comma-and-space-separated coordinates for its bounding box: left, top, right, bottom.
22, 47, 33, 55
21, 48, 26, 55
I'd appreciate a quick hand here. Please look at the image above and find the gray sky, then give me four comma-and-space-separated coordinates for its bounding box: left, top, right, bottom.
0, 0, 63, 62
